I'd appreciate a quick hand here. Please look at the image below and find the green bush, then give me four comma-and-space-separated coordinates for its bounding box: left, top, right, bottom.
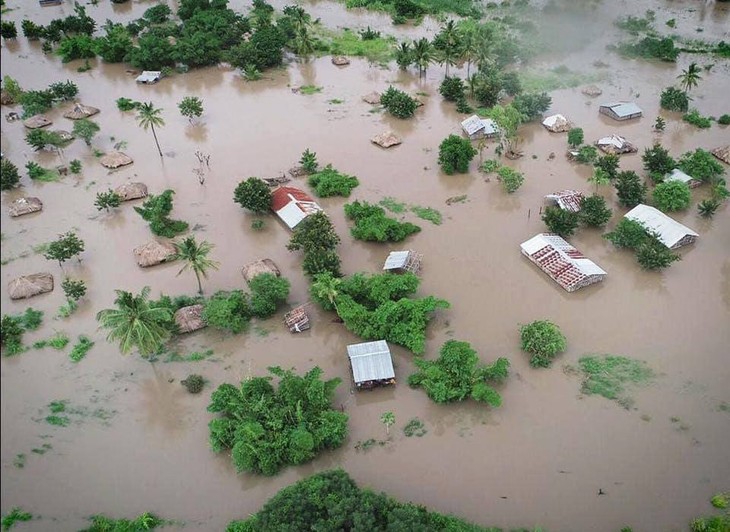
677, 149, 725, 183
299, 149, 318, 173
614, 171, 647, 208
233, 178, 272, 214
683, 109, 712, 129
307, 165, 359, 197
202, 290, 251, 334
380, 86, 418, 119
718, 114, 730, 125
653, 180, 691, 212
438, 134, 477, 174
636, 237, 680, 270
134, 190, 189, 238
439, 76, 465, 102
287, 212, 341, 278
511, 92, 551, 121
567, 128, 583, 148
520, 320, 567, 368
248, 273, 290, 318
1, 159, 20, 190
542, 206, 579, 237
642, 144, 676, 182
496, 166, 524, 193
659, 87, 689, 112
579, 194, 612, 227
618, 36, 679, 61
344, 201, 421, 242
604, 218, 650, 249
116, 97, 140, 111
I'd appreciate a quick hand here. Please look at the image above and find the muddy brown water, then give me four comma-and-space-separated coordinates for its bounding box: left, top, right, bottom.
1, 1, 729, 531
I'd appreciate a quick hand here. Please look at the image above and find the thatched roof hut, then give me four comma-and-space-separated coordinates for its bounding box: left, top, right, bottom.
63, 103, 100, 120
133, 240, 176, 267
362, 91, 381, 105
241, 258, 280, 284
582, 85, 603, 97
711, 145, 729, 165
114, 182, 148, 201
100, 151, 133, 169
174, 304, 206, 333
542, 114, 572, 133
23, 115, 52, 129
332, 56, 350, 66
1, 89, 15, 105
8, 273, 54, 300
9, 197, 43, 217
371, 131, 402, 148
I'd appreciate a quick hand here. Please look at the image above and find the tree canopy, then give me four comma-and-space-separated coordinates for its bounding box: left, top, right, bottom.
233, 177, 272, 214
344, 201, 421, 243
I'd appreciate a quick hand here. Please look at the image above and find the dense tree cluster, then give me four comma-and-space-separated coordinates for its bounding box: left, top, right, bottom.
134, 190, 190, 238
287, 212, 342, 278
344, 201, 421, 243
208, 367, 348, 476
380, 86, 418, 119
604, 219, 680, 270
308, 165, 360, 197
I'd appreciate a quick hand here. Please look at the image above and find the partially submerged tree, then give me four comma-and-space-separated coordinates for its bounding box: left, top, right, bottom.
614, 170, 647, 208
1, 159, 21, 190
134, 190, 189, 238
344, 201, 421, 243
72, 119, 100, 147
249, 273, 290, 318
677, 62, 702, 93
299, 149, 318, 174
308, 165, 359, 198
567, 128, 583, 148
287, 212, 341, 278
233, 177, 272, 214
43, 231, 85, 268
642, 144, 676, 182
380, 86, 418, 119
172, 236, 219, 294
380, 411, 395, 436
136, 102, 165, 157
579, 194, 612, 227
541, 206, 579, 237
438, 134, 477, 175
520, 320, 567, 368
94, 189, 122, 212
653, 180, 691, 212
178, 96, 203, 123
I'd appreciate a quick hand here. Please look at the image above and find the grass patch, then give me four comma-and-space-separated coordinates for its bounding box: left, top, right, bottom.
1, 507, 33, 530
163, 348, 214, 362
403, 417, 427, 437
69, 335, 94, 362
27, 163, 61, 182
519, 66, 606, 92
577, 355, 654, 408
683, 109, 713, 129
45, 414, 70, 427
411, 205, 442, 225
13, 454, 26, 468
379, 196, 408, 213
316, 27, 396, 64
31, 443, 53, 455
299, 85, 323, 95
328, 98, 344, 104
84, 513, 166, 531
33, 332, 70, 350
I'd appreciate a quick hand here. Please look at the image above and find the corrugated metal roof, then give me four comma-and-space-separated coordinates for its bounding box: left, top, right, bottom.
545, 190, 584, 212
347, 340, 395, 383
461, 115, 484, 135
271, 186, 322, 230
600, 102, 642, 117
136, 71, 162, 83
624, 204, 698, 249
481, 118, 498, 135
275, 202, 307, 230
597, 134, 628, 149
271, 186, 315, 211
383, 251, 410, 270
664, 168, 694, 184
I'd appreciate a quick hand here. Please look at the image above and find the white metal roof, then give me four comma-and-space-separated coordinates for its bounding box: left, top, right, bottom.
664, 168, 695, 184
275, 202, 308, 230
597, 134, 628, 149
521, 234, 607, 276
383, 251, 410, 270
461, 115, 498, 136
624, 205, 698, 249
600, 102, 642, 117
347, 340, 395, 383
136, 71, 162, 83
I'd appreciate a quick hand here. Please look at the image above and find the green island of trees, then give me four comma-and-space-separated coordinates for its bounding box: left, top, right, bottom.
604, 219, 680, 271
344, 201, 421, 243
308, 164, 360, 197
208, 366, 348, 476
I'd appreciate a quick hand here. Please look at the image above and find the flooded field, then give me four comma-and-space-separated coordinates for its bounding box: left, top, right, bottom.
1, 0, 729, 531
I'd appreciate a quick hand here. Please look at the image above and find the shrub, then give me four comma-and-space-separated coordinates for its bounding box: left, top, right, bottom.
677, 149, 725, 183
69, 160, 82, 174
56, 35, 96, 63
642, 144, 676, 182
178, 96, 203, 123
567, 128, 583, 148
594, 154, 620, 180
439, 76, 465, 102
1, 21, 17, 40
116, 97, 140, 111
72, 119, 100, 146
496, 166, 524, 193
22, 20, 44, 40
604, 218, 650, 249
614, 170, 647, 208
455, 97, 472, 114
718, 114, 730, 125
248, 273, 290, 319
300, 149, 318, 173
542, 206, 579, 237
1, 159, 21, 190
44, 231, 85, 267
134, 190, 189, 238
697, 199, 721, 218
233, 178, 272, 214
344, 201, 421, 243
579, 194, 612, 227
61, 278, 86, 301
511, 92, 551, 121
438, 134, 477, 174
202, 290, 251, 333
575, 145, 598, 164
520, 320, 567, 368
95, 190, 122, 211
48, 80, 78, 101
653, 180, 691, 212
636, 237, 680, 270
380, 86, 417, 119
181, 374, 204, 394
683, 109, 712, 129
308, 165, 359, 197
659, 87, 689, 112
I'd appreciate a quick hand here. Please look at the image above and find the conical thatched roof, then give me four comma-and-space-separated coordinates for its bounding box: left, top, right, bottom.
542, 114, 572, 133
114, 182, 148, 201
711, 145, 729, 165
100, 151, 133, 169
241, 258, 280, 284
63, 103, 100, 120
9, 197, 43, 217
332, 56, 350, 66
582, 85, 603, 97
23, 115, 52, 129
8, 273, 54, 300
174, 304, 206, 333
371, 131, 402, 148
362, 91, 382, 105
133, 240, 176, 267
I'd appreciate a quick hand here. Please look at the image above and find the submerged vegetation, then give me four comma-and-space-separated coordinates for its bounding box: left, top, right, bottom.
576, 355, 655, 409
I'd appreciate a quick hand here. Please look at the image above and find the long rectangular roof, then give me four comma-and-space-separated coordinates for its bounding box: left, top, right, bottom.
600, 102, 643, 117
383, 251, 410, 270
347, 340, 395, 383
624, 204, 698, 249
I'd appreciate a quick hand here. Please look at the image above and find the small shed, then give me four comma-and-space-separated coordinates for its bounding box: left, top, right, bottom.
241, 258, 281, 284
271, 186, 323, 230
545, 190, 584, 213
133, 240, 176, 267
599, 102, 643, 121
174, 304, 206, 333
63, 103, 100, 120
521, 234, 607, 292
136, 71, 163, 84
114, 182, 148, 201
383, 250, 422, 274
371, 131, 402, 148
347, 340, 396, 390
100, 151, 133, 169
9, 197, 43, 217
596, 134, 637, 154
284, 305, 310, 333
711, 145, 729, 165
8, 273, 54, 300
362, 91, 382, 105
23, 115, 52, 129
624, 204, 698, 249
542, 114, 572, 133
461, 115, 498, 140
664, 168, 702, 189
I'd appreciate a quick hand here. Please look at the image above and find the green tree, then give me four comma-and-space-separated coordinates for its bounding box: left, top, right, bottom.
299, 149, 318, 173
567, 128, 583, 148
433, 19, 461, 77
380, 411, 395, 436
485, 104, 524, 156
542, 206, 579, 237
143, 3, 172, 23
44, 231, 85, 268
1, 159, 20, 190
614, 170, 647, 208
511, 92, 552, 121
288, 212, 341, 278
579, 194, 612, 227
178, 96, 204, 123
94, 190, 122, 212
659, 86, 689, 112
1, 21, 18, 40
203, 290, 251, 333
308, 165, 359, 198
72, 119, 100, 147
438, 134, 477, 174
636, 237, 680, 270
134, 190, 189, 238
697, 199, 721, 218
249, 273, 290, 318
380, 86, 418, 119
95, 21, 133, 63
520, 320, 567, 368
653, 181, 691, 212
61, 278, 86, 301
25, 129, 67, 152
344, 201, 421, 243
411, 38, 433, 78
642, 144, 676, 182
594, 154, 620, 180
604, 218, 649, 249
21, 19, 44, 41
496, 166, 524, 193
575, 145, 598, 164
172, 236, 219, 294
395, 41, 412, 70
310, 273, 342, 311
136, 102, 165, 158
56, 35, 97, 62
439, 76, 465, 102
677, 62, 702, 93
677, 148, 725, 184
96, 286, 173, 357
233, 177, 272, 214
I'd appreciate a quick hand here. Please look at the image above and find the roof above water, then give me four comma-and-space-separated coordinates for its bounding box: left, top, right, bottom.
461, 114, 498, 136
600, 102, 643, 117
136, 71, 162, 83
271, 186, 323, 230
624, 204, 698, 248
664, 168, 695, 184
383, 251, 410, 270
347, 340, 395, 383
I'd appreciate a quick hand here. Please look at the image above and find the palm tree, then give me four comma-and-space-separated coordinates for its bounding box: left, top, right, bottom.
460, 27, 478, 78
136, 102, 165, 157
412, 38, 433, 78
311, 273, 342, 311
172, 236, 219, 294
96, 286, 172, 358
435, 20, 461, 77
677, 62, 702, 93
395, 41, 412, 70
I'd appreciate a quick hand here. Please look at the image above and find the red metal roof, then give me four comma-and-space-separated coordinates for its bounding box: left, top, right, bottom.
271, 186, 315, 212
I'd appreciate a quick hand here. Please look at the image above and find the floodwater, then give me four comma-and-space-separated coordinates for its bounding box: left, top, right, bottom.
1, 1, 729, 531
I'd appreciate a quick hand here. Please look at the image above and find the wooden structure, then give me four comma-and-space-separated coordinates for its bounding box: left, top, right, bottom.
624, 204, 698, 249
284, 306, 310, 333
599, 102, 643, 121
9, 197, 43, 217
347, 340, 396, 390
383, 250, 422, 274
8, 273, 54, 300
521, 234, 607, 292
241, 258, 280, 284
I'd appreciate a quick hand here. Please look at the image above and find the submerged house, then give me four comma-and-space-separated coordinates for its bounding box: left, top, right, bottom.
382, 250, 422, 274
271, 186, 323, 230
542, 114, 572, 133
520, 233, 607, 292
347, 340, 396, 390
596, 134, 637, 154
624, 204, 698, 249
545, 190, 584, 213
599, 102, 643, 121
136, 71, 163, 84
461, 115, 498, 140
664, 168, 702, 189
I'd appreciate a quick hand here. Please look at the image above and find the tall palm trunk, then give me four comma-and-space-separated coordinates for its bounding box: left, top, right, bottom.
151, 124, 163, 157
195, 271, 203, 294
